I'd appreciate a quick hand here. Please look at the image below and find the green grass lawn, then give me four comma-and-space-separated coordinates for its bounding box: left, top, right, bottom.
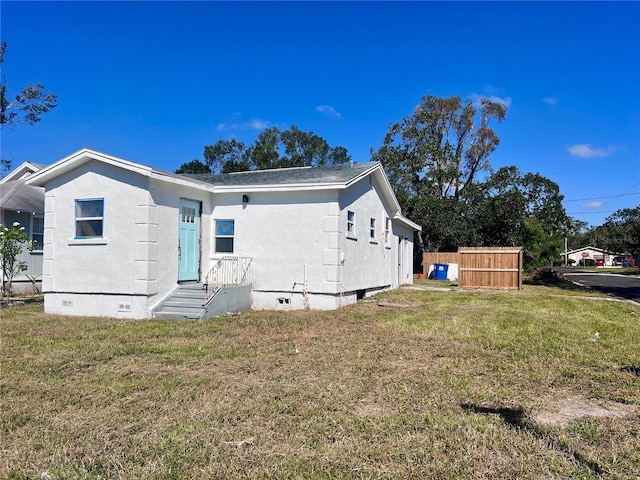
2, 285, 639, 479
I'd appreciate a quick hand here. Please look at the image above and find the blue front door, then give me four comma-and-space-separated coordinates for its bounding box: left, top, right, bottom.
178, 199, 200, 281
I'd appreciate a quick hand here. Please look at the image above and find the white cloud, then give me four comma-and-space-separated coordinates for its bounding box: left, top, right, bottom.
567, 144, 618, 158
315, 105, 342, 118
486, 95, 512, 108
215, 118, 271, 132
469, 93, 512, 108
248, 118, 270, 129
582, 201, 604, 210
542, 97, 557, 105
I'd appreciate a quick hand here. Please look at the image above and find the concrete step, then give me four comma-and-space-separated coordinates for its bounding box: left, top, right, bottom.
153, 283, 226, 320
154, 304, 203, 317
161, 300, 205, 309
166, 289, 208, 302
154, 311, 202, 320
177, 283, 207, 290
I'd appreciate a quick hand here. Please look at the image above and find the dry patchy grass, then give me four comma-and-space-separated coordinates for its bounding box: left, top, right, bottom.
1, 285, 639, 479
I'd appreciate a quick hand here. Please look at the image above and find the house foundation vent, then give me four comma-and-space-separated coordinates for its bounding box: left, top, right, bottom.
118, 303, 131, 312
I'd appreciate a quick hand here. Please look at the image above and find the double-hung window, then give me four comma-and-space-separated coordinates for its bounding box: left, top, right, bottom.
75, 199, 104, 238
215, 220, 234, 253
384, 217, 391, 247
347, 210, 356, 238
369, 218, 376, 242
32, 215, 44, 250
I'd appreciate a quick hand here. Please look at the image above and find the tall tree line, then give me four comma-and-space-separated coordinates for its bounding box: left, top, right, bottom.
175, 125, 351, 174
180, 95, 614, 270
371, 95, 572, 269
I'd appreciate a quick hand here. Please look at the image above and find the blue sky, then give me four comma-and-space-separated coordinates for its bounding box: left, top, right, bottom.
2, 1, 639, 227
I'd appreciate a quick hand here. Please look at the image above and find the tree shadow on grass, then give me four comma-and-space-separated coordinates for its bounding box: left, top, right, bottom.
620, 365, 640, 377
461, 402, 606, 474
460, 403, 530, 429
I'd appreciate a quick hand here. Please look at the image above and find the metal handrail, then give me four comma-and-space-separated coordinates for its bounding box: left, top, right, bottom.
204, 256, 253, 303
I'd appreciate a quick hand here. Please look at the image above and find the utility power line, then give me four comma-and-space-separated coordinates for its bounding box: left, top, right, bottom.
563, 191, 640, 203
567, 210, 618, 215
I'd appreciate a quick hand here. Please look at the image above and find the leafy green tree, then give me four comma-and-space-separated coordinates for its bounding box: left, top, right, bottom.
371, 95, 506, 203
523, 217, 562, 268
203, 126, 351, 173
565, 218, 592, 251
473, 166, 570, 267
0, 222, 33, 299
204, 139, 250, 174
1, 41, 58, 178
603, 206, 640, 257
1, 159, 11, 178
0, 41, 57, 128
413, 189, 482, 252
371, 95, 506, 255
175, 159, 211, 174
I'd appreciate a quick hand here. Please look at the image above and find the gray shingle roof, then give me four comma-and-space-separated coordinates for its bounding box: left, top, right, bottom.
0, 178, 45, 214
183, 162, 378, 187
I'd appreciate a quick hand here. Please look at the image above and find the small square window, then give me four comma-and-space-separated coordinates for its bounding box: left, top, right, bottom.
75, 199, 104, 238
181, 206, 196, 223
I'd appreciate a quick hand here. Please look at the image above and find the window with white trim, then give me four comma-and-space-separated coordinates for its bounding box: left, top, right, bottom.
75, 199, 104, 238
384, 217, 391, 246
215, 220, 234, 253
347, 210, 355, 237
32, 214, 44, 250
370, 218, 376, 242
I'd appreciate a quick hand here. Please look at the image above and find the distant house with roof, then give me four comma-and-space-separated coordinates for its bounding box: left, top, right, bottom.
561, 246, 620, 266
1, 161, 46, 294
26, 148, 421, 319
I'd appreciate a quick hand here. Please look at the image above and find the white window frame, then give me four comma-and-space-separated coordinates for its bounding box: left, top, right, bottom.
369, 217, 377, 243
384, 217, 391, 248
215, 219, 235, 253
31, 214, 44, 251
74, 198, 104, 239
347, 210, 356, 239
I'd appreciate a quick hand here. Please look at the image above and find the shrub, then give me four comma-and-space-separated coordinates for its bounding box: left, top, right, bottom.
528, 266, 565, 283
0, 222, 33, 299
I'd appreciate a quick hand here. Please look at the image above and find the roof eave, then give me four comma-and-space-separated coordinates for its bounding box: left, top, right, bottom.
212, 181, 351, 193
26, 148, 153, 187
1, 161, 44, 184
393, 214, 422, 232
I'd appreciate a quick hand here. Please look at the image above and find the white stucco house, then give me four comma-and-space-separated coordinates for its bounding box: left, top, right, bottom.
561, 246, 620, 266
1, 161, 46, 294
26, 148, 420, 319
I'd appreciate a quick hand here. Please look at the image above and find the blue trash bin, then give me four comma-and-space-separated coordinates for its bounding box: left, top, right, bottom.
434, 263, 449, 280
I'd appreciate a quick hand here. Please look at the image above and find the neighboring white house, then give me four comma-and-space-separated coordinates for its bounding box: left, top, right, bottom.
561, 246, 620, 266
26, 148, 421, 318
0, 161, 46, 294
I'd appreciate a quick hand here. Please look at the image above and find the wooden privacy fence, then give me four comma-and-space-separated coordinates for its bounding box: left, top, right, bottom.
423, 247, 523, 290
422, 252, 459, 267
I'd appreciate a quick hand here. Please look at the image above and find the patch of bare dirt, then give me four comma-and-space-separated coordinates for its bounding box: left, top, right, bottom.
533, 394, 637, 427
